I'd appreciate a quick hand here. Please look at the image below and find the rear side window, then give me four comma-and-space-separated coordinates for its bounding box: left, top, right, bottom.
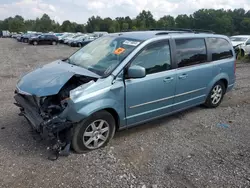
175, 38, 207, 68
207, 38, 233, 61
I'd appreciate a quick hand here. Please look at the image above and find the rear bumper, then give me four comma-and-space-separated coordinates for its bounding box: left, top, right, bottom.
14, 94, 73, 140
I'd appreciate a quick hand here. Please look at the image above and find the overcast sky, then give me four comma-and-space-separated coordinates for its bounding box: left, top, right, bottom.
0, 0, 250, 24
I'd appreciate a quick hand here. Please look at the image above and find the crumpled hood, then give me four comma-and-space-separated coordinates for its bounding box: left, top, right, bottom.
16, 60, 99, 97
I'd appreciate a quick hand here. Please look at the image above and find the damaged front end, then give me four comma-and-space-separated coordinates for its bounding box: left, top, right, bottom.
14, 73, 97, 159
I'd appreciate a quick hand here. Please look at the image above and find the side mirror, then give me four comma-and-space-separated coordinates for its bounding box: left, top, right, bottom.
126, 65, 146, 79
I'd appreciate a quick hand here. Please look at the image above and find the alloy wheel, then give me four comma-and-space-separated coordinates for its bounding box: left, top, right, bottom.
211, 85, 223, 105
83, 120, 110, 149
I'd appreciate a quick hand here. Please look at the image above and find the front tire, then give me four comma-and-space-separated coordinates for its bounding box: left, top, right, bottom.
204, 81, 225, 108
33, 41, 38, 45
72, 111, 116, 153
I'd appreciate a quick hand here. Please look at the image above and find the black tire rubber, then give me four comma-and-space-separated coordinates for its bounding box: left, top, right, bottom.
204, 81, 226, 108
72, 110, 116, 153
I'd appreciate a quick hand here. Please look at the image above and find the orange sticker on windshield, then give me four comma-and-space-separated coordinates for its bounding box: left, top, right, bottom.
114, 47, 125, 55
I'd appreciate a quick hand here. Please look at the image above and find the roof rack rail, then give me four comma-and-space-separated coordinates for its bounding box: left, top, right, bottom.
150, 28, 214, 34
191, 29, 215, 34
150, 28, 193, 32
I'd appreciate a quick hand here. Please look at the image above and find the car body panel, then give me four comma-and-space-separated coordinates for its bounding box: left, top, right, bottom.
125, 69, 177, 125
173, 63, 215, 110
16, 60, 100, 96
14, 31, 236, 144
62, 75, 126, 127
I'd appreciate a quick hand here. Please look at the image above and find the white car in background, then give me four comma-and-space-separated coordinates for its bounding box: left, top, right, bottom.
230, 35, 250, 56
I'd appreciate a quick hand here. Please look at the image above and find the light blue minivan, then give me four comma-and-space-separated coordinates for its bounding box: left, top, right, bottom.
14, 30, 236, 155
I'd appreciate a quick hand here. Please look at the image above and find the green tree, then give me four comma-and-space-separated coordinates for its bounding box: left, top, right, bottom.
36, 14, 53, 32
61, 20, 73, 32
8, 15, 25, 32
122, 22, 129, 31
157, 15, 175, 28
136, 10, 155, 29
175, 15, 192, 28
240, 18, 250, 34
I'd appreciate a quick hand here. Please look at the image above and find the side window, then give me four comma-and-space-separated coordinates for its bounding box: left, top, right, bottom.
207, 38, 233, 61
175, 38, 207, 68
130, 40, 171, 75
40, 35, 45, 39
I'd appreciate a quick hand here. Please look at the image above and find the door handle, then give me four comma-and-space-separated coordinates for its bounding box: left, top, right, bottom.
178, 74, 188, 79
163, 77, 173, 83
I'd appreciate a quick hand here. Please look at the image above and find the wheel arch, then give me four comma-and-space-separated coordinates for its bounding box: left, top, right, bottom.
101, 108, 120, 131
206, 73, 229, 96
69, 99, 125, 130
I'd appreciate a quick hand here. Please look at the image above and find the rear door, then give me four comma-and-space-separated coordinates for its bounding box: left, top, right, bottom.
173, 38, 215, 111
45, 35, 51, 44
39, 35, 46, 44
125, 40, 177, 125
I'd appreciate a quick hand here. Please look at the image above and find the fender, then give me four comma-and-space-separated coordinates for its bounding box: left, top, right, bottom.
206, 73, 229, 96
76, 98, 125, 125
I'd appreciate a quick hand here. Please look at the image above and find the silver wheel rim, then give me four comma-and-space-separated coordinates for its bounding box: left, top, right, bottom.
83, 119, 110, 149
78, 43, 81, 47
52, 41, 56, 45
34, 41, 37, 45
211, 85, 222, 105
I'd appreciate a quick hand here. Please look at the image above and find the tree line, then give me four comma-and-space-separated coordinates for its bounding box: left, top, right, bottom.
1, 8, 250, 35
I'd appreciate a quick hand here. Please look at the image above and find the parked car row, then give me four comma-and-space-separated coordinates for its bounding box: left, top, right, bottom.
59, 32, 108, 47
11, 31, 108, 46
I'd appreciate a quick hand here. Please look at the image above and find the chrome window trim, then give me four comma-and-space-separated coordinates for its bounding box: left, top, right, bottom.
129, 87, 206, 109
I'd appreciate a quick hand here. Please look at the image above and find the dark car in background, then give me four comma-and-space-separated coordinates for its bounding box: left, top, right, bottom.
28, 34, 58, 45
22, 33, 41, 43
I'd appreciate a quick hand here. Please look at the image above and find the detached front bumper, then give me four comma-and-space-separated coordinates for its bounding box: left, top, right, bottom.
14, 93, 73, 140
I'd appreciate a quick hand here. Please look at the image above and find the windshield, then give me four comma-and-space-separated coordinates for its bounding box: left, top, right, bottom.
67, 35, 142, 76
230, 37, 248, 42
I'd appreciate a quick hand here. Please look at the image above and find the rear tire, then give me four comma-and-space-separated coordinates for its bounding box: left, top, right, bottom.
78, 43, 82, 47
72, 111, 116, 153
52, 41, 57, 45
204, 81, 225, 108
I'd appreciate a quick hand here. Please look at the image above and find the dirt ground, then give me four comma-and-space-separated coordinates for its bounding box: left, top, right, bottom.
0, 38, 250, 188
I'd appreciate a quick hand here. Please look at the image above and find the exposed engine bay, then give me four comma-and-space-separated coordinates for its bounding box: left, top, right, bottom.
40, 75, 96, 118
14, 74, 97, 160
